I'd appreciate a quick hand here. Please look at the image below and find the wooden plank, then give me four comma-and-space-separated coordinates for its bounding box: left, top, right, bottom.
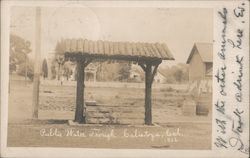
155, 43, 166, 58
70, 39, 77, 52
145, 43, 155, 57
109, 42, 114, 55
83, 39, 89, 53
88, 40, 94, 54
125, 42, 132, 56
93, 41, 98, 54
61, 39, 66, 53
118, 42, 125, 55
97, 40, 104, 54
77, 39, 84, 52
65, 39, 71, 52
86, 117, 144, 125
136, 43, 143, 56
104, 41, 110, 55
131, 43, 137, 56
142, 43, 150, 57
113, 42, 119, 55
151, 43, 163, 58
87, 112, 144, 119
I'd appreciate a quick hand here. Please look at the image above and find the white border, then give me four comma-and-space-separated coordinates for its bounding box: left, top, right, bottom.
1, 1, 249, 158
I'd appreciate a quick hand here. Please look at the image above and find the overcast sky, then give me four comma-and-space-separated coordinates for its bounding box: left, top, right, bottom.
10, 6, 213, 66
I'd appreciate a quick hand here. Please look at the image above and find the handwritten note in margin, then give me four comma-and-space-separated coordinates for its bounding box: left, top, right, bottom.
213, 1, 249, 156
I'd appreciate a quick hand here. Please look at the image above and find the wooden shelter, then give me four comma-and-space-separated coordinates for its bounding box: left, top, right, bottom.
59, 39, 174, 125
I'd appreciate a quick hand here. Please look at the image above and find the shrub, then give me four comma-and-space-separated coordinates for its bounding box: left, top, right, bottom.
17, 61, 34, 81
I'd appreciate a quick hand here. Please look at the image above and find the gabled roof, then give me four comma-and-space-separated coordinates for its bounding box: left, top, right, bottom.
186, 43, 213, 64
58, 39, 175, 62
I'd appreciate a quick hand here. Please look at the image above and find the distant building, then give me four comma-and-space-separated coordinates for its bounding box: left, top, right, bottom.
186, 43, 213, 81
71, 63, 97, 82
129, 64, 167, 83
154, 70, 167, 83
85, 63, 97, 82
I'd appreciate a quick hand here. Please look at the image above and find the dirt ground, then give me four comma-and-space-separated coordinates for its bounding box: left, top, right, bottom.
7, 77, 212, 149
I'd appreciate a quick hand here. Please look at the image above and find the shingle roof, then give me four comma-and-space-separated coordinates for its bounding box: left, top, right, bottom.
58, 39, 174, 61
186, 43, 213, 64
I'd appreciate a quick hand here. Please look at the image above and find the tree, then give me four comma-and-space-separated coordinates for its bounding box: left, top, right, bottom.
55, 55, 65, 80
9, 34, 33, 80
50, 60, 57, 79
17, 60, 34, 81
54, 41, 66, 80
160, 63, 189, 84
62, 61, 73, 80
174, 69, 184, 83
42, 59, 48, 79
117, 62, 131, 81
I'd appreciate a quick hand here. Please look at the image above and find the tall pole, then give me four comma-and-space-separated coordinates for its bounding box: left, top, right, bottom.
25, 55, 27, 85
32, 7, 41, 119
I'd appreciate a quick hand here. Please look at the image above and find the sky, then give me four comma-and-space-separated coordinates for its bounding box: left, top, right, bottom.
10, 6, 213, 66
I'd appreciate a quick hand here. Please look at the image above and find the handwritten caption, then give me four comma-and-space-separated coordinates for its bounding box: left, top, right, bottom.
214, 3, 249, 155
40, 127, 183, 143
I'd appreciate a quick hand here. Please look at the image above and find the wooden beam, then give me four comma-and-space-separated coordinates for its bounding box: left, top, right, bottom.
150, 64, 159, 84
74, 59, 86, 123
84, 59, 92, 67
138, 62, 146, 72
64, 52, 164, 64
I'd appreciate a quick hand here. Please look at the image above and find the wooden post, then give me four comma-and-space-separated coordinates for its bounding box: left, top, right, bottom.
145, 64, 153, 125
75, 60, 85, 123
74, 58, 92, 123
139, 60, 161, 125
32, 7, 41, 119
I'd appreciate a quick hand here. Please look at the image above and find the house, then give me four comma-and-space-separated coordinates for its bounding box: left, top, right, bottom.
186, 43, 213, 81
130, 64, 167, 83
70, 63, 98, 82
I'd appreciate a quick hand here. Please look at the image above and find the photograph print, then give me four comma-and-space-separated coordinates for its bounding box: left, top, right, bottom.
8, 5, 213, 149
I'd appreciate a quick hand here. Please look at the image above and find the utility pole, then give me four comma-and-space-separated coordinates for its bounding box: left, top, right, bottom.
25, 55, 27, 85
32, 7, 41, 119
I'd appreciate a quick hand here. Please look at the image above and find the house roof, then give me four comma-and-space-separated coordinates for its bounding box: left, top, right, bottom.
58, 39, 175, 62
186, 43, 213, 64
